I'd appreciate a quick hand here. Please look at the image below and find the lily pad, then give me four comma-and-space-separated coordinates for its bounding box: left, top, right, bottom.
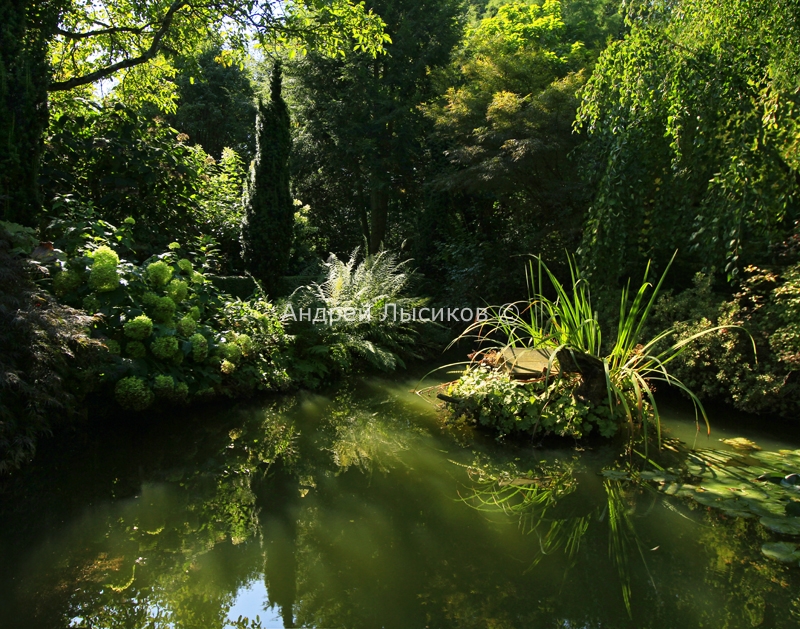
761, 541, 800, 564
721, 437, 761, 451
759, 516, 800, 536
640, 470, 678, 483
601, 470, 629, 480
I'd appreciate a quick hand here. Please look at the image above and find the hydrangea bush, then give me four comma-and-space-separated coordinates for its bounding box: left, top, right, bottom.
50, 218, 291, 410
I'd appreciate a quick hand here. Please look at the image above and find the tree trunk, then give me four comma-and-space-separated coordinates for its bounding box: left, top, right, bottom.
368, 183, 388, 254
0, 0, 55, 226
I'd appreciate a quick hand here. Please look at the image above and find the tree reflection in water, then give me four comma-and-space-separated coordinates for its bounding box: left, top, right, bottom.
1, 380, 800, 629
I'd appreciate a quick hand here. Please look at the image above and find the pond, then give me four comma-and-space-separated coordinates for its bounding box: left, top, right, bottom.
1, 367, 799, 629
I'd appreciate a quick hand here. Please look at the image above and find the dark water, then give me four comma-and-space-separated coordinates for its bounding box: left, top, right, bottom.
1, 371, 799, 629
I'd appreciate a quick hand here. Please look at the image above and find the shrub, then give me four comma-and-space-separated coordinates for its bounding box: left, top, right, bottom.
652, 265, 800, 417
286, 248, 428, 384
0, 228, 105, 473
115, 376, 153, 411
47, 220, 291, 409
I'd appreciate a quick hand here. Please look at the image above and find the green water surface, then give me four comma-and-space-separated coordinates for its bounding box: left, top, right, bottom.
1, 372, 798, 628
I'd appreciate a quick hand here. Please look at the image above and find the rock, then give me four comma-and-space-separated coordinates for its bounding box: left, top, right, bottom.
499, 347, 554, 379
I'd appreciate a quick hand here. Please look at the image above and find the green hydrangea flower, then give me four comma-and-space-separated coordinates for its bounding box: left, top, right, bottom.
153, 374, 175, 398
166, 279, 189, 303
177, 315, 197, 336
221, 359, 236, 374
104, 339, 121, 355
234, 333, 253, 355
178, 259, 193, 273
53, 269, 82, 296
126, 341, 147, 358
146, 260, 172, 287
190, 333, 208, 362
89, 245, 120, 292
150, 296, 176, 323
218, 342, 243, 364
82, 295, 100, 313
188, 306, 202, 321
124, 314, 153, 340
123, 217, 136, 225
151, 335, 179, 360
115, 376, 153, 411
175, 382, 189, 400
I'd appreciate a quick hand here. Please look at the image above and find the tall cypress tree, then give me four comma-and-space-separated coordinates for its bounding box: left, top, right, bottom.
241, 61, 293, 296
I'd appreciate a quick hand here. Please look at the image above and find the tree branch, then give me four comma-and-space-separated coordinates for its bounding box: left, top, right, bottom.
55, 25, 146, 40
48, 0, 189, 92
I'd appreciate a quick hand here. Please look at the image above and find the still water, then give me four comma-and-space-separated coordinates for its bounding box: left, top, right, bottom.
1, 370, 798, 629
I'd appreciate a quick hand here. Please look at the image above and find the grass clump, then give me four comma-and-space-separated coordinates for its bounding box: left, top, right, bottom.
442, 254, 747, 443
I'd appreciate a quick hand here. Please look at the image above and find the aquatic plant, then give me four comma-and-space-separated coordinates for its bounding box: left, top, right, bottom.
447, 255, 749, 443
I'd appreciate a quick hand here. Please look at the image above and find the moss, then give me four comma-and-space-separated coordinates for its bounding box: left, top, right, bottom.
126, 341, 147, 358
151, 335, 179, 360
190, 333, 208, 362
146, 260, 172, 287
115, 376, 153, 411
177, 315, 197, 336
124, 314, 153, 340
89, 246, 120, 292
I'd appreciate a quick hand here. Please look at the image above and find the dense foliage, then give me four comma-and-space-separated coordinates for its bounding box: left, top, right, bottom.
577, 0, 800, 290
43, 103, 249, 267
652, 264, 800, 418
